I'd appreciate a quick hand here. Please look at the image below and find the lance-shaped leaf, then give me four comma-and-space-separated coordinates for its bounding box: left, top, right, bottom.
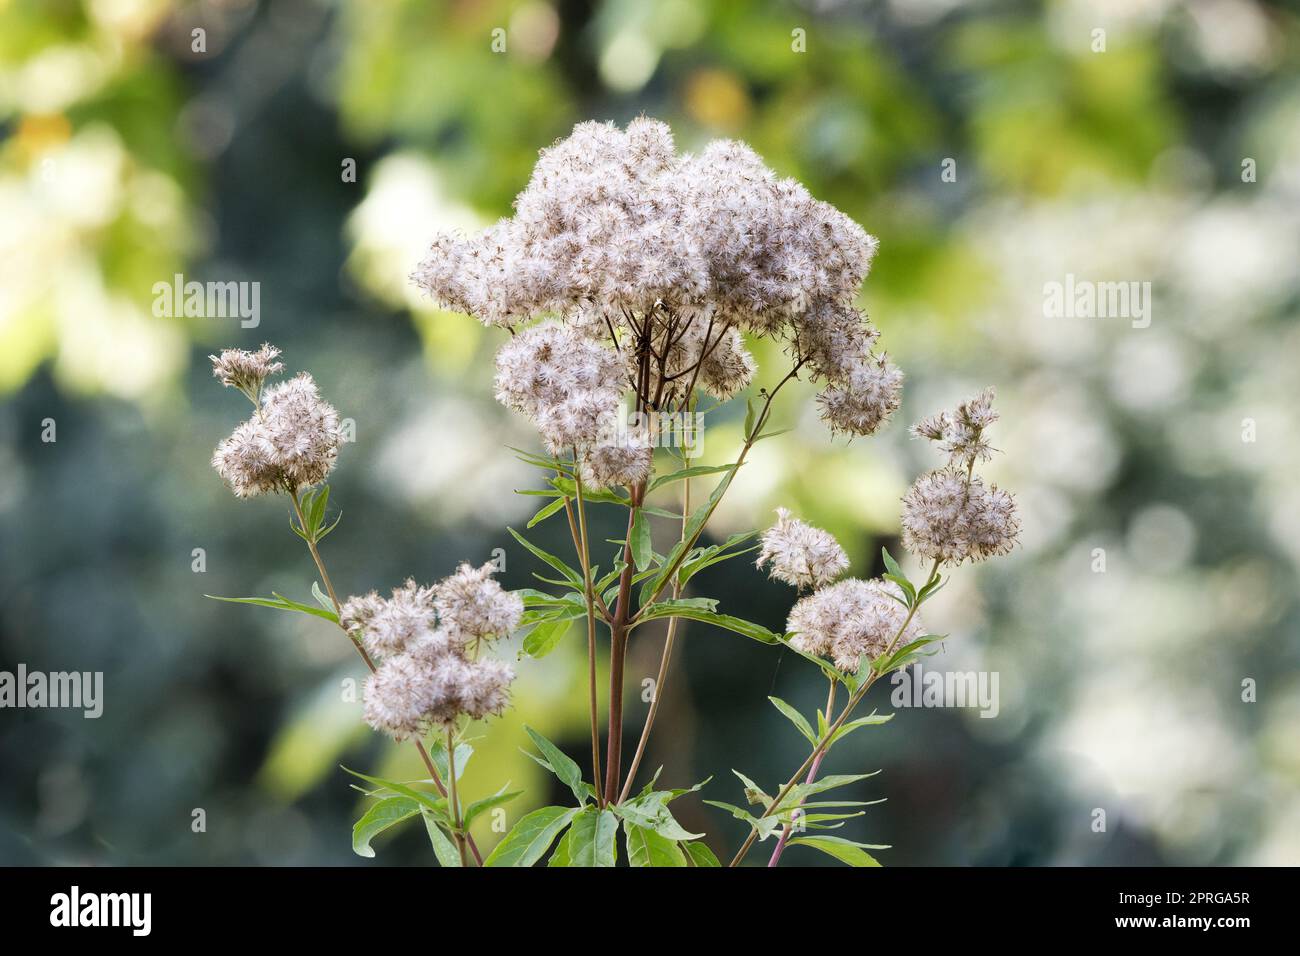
205, 592, 339, 623
624, 821, 686, 867
484, 806, 581, 867
788, 835, 886, 867
565, 807, 619, 867
521, 726, 587, 803
352, 796, 419, 858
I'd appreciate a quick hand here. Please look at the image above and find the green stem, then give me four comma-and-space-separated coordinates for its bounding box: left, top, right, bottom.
617, 472, 691, 804
446, 726, 469, 867
570, 466, 606, 807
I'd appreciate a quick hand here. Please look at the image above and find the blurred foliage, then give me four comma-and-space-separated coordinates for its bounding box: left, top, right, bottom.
1, 0, 1299, 866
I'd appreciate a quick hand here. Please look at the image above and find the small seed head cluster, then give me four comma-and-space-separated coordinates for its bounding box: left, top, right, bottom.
757, 508, 850, 590
211, 347, 343, 498
787, 578, 923, 673
902, 389, 1020, 565
210, 343, 283, 400
909, 387, 998, 468
581, 429, 654, 490
493, 321, 624, 455
343, 565, 523, 740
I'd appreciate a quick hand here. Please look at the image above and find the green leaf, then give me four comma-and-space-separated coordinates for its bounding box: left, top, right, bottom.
522, 726, 587, 803
785, 773, 878, 807
743, 398, 757, 440
753, 425, 794, 443
551, 475, 631, 505
636, 603, 779, 644
508, 446, 573, 474
508, 527, 584, 589
629, 508, 653, 572
484, 806, 581, 867
676, 531, 759, 586
521, 616, 573, 659
624, 822, 686, 867
768, 696, 816, 745
517, 589, 587, 612
205, 592, 339, 623
731, 769, 771, 807
352, 796, 419, 858
702, 800, 782, 841
421, 809, 462, 867
639, 466, 738, 604
463, 785, 523, 829
341, 767, 447, 820
426, 740, 473, 784
871, 635, 947, 676
547, 829, 573, 867
311, 581, 335, 613
683, 841, 721, 867
527, 496, 569, 529
566, 807, 619, 867
881, 548, 916, 606
788, 835, 884, 867
648, 464, 737, 493
309, 484, 330, 534
827, 712, 893, 745
612, 792, 703, 841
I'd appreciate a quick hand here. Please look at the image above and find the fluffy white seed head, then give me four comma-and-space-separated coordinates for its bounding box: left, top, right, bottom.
341, 580, 438, 660
816, 354, 903, 437
210, 343, 284, 396
413, 119, 879, 331
581, 429, 654, 490
787, 578, 924, 673
257, 372, 343, 489
757, 507, 849, 590
363, 653, 439, 741
432, 562, 524, 642
211, 418, 283, 498
458, 658, 516, 720
909, 388, 998, 468
211, 360, 343, 498
900, 469, 1020, 565
355, 567, 521, 738
493, 321, 624, 453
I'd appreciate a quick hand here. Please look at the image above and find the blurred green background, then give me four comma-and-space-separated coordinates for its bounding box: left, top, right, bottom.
2, 0, 1298, 866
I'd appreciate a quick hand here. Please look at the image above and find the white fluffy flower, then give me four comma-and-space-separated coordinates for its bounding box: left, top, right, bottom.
340, 580, 438, 660
787, 578, 923, 672
211, 365, 343, 497
910, 388, 998, 467
493, 321, 624, 453
900, 469, 1020, 565
816, 354, 903, 437
458, 658, 515, 720
581, 430, 654, 489
412, 119, 878, 331
363, 654, 439, 741
211, 418, 283, 498
757, 508, 849, 590
432, 562, 523, 642
210, 343, 283, 396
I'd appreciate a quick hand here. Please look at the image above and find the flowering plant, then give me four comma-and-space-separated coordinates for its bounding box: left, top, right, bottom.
207, 119, 1018, 867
